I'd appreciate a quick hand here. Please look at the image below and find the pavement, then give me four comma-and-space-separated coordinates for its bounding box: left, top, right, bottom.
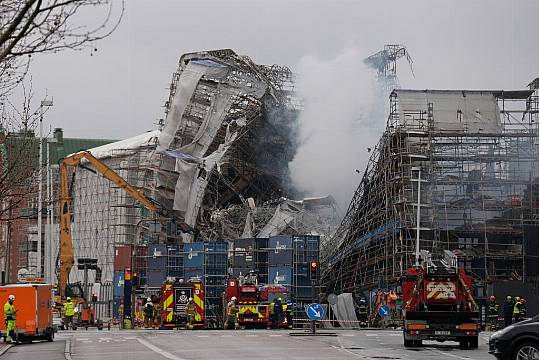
0, 329, 495, 360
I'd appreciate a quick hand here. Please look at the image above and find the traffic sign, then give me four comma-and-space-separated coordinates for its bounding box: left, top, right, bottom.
378, 305, 390, 317
306, 303, 325, 321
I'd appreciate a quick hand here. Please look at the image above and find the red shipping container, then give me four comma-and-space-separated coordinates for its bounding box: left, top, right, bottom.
133, 245, 148, 273
114, 245, 133, 271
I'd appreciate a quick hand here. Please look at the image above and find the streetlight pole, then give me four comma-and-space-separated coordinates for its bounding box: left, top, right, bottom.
38, 99, 53, 277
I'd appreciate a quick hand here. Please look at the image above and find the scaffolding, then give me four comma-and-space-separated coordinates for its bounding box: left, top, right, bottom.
322, 84, 539, 298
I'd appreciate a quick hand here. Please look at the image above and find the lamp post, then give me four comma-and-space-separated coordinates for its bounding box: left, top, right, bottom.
38, 99, 53, 277
46, 136, 57, 283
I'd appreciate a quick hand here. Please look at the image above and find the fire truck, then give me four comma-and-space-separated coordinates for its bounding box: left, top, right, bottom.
224, 273, 289, 328
161, 278, 205, 329
401, 250, 480, 349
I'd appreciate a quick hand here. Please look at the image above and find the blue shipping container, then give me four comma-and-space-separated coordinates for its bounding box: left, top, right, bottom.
184, 268, 204, 280
112, 298, 123, 320
113, 271, 125, 298
148, 244, 168, 270
204, 242, 228, 253
269, 266, 293, 286
147, 270, 166, 288
184, 243, 205, 269
269, 235, 293, 265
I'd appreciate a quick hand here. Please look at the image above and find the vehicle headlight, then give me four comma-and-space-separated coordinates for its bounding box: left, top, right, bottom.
491, 325, 514, 340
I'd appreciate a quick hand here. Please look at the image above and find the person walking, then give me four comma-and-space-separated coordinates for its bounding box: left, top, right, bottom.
225, 297, 238, 330
358, 298, 369, 327
520, 298, 527, 320
3, 295, 17, 343
503, 296, 514, 327
513, 297, 522, 323
143, 298, 155, 329
185, 298, 196, 329
63, 297, 75, 330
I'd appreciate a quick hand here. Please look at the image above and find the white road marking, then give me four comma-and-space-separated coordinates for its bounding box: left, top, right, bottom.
76, 338, 89, 341
197, 335, 209, 338
341, 334, 356, 337
269, 334, 282, 337
428, 348, 471, 360
246, 334, 258, 337
137, 337, 186, 360
124, 336, 137, 340
365, 334, 380, 337
336, 336, 364, 359
221, 335, 233, 337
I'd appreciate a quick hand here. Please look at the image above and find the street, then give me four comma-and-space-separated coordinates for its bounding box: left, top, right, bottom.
0, 329, 494, 360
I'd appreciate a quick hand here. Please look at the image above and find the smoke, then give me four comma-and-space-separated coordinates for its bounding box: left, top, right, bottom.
289, 48, 385, 211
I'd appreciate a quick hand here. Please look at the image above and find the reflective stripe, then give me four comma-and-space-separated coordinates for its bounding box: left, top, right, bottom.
193, 283, 204, 322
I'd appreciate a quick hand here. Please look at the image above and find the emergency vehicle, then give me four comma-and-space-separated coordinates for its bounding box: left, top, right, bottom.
161, 278, 205, 329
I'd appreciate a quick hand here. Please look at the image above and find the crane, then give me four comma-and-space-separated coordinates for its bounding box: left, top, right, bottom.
58, 151, 160, 299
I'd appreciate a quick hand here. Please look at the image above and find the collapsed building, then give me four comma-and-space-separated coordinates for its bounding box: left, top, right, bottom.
67, 50, 339, 293
322, 80, 539, 305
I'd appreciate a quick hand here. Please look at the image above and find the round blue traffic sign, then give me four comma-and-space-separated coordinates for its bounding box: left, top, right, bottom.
306, 303, 325, 321
378, 305, 390, 317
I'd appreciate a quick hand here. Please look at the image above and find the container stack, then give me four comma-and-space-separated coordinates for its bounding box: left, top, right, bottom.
268, 235, 294, 291
147, 244, 167, 288
113, 245, 131, 319
231, 238, 269, 284
292, 235, 320, 302
167, 244, 183, 279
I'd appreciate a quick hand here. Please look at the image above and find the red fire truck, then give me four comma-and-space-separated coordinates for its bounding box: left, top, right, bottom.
161, 279, 205, 329
224, 274, 289, 328
401, 250, 480, 349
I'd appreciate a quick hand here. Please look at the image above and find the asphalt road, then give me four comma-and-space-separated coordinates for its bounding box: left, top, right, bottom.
0, 329, 495, 360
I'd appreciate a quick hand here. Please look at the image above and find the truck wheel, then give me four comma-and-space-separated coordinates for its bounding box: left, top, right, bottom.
459, 339, 469, 349
45, 330, 54, 342
404, 339, 415, 347
414, 340, 422, 347
468, 337, 478, 349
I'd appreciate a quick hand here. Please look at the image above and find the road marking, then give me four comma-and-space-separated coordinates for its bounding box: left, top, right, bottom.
124, 336, 137, 340
197, 335, 209, 338
221, 335, 233, 337
336, 336, 364, 359
137, 337, 185, 360
342, 334, 355, 337
389, 333, 402, 336
365, 334, 380, 337
246, 334, 258, 337
76, 338, 89, 341
428, 348, 471, 360
269, 334, 282, 337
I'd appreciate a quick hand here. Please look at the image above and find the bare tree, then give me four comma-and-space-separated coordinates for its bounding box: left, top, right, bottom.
0, 0, 124, 95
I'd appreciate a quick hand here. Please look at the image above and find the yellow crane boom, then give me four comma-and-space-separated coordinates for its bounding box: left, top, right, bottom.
58, 151, 159, 298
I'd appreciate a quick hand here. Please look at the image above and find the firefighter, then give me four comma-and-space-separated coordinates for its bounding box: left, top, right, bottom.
144, 297, 155, 328
225, 297, 238, 330
63, 297, 75, 330
185, 297, 196, 330
503, 296, 514, 327
487, 295, 499, 331
3, 295, 16, 343
513, 296, 522, 323
272, 298, 284, 329
358, 297, 369, 327
285, 302, 293, 329
520, 298, 527, 320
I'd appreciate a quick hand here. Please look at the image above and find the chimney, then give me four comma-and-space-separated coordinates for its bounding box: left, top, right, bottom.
53, 128, 63, 145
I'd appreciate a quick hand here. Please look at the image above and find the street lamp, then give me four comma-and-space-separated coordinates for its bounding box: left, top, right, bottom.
37, 99, 53, 277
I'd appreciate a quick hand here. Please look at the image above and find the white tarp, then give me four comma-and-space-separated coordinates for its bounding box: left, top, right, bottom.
173, 159, 198, 213
257, 201, 301, 238
395, 90, 502, 133
157, 62, 228, 151
330, 293, 359, 329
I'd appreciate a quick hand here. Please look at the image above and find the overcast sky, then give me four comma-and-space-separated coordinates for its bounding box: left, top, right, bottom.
25, 0, 539, 139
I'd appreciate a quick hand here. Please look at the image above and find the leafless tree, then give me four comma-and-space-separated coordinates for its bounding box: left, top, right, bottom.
0, 0, 124, 96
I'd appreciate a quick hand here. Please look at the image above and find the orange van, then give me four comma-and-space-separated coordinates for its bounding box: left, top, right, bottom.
0, 284, 54, 342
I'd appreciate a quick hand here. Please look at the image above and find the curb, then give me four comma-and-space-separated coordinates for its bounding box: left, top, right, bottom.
0, 344, 13, 357
64, 337, 72, 360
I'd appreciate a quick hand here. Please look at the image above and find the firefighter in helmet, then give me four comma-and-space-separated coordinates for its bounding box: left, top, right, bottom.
487, 295, 499, 331
513, 297, 522, 323
144, 297, 155, 328
63, 297, 76, 330
503, 296, 514, 327
357, 297, 369, 327
185, 297, 196, 329
225, 297, 238, 330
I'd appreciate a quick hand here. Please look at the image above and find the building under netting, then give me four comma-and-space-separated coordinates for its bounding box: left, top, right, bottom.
322, 79, 539, 305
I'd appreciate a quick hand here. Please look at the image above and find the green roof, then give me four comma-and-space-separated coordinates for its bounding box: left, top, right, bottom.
52, 138, 116, 164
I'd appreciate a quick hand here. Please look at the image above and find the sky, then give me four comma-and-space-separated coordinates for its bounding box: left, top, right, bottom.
25, 0, 539, 140
19, 0, 539, 208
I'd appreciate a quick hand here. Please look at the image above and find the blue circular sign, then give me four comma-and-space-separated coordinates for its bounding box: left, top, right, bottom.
306, 303, 325, 321
378, 305, 390, 317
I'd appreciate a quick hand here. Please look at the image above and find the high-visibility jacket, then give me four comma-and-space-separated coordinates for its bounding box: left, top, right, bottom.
358, 305, 368, 315
64, 301, 75, 316
520, 304, 527, 317
513, 302, 521, 315
488, 302, 499, 315
269, 302, 275, 315
226, 302, 238, 316
3, 302, 15, 321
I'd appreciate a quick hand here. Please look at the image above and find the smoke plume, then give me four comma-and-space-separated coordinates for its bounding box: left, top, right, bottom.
289, 48, 385, 211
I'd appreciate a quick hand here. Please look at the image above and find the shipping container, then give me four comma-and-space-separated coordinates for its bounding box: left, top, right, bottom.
269, 235, 293, 265
0, 284, 54, 341
293, 235, 319, 263
204, 276, 227, 286
114, 245, 133, 271
184, 243, 205, 269
148, 244, 167, 270
205, 286, 226, 298
184, 268, 204, 280
133, 245, 148, 272
204, 242, 228, 253
113, 271, 125, 298
232, 238, 256, 268
269, 266, 293, 286
147, 270, 167, 288
112, 298, 123, 320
